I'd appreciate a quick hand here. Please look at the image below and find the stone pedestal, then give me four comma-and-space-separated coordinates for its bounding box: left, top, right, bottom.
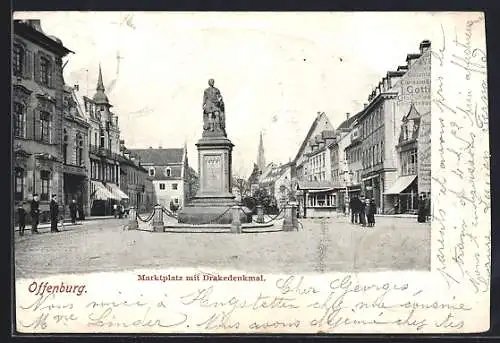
283, 204, 298, 231
256, 205, 264, 223
152, 205, 164, 232
178, 136, 250, 224
128, 206, 138, 230
231, 206, 242, 233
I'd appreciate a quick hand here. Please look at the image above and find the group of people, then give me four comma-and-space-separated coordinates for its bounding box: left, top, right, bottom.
349, 196, 377, 227
417, 193, 431, 223
16, 194, 84, 236
112, 203, 127, 219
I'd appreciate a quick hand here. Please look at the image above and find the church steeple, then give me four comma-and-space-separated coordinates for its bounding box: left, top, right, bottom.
257, 131, 266, 171
92, 64, 111, 107
96, 64, 105, 92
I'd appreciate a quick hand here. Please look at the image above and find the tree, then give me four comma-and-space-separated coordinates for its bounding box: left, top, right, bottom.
232, 176, 250, 198
186, 166, 199, 200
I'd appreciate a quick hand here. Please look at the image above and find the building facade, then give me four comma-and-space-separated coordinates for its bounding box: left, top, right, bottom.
12, 20, 72, 220
130, 147, 189, 209
81, 66, 127, 215
62, 85, 90, 215
292, 112, 335, 218
119, 141, 155, 213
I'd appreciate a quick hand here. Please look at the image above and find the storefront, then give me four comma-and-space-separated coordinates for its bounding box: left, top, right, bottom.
297, 181, 337, 218
90, 180, 120, 216
384, 175, 418, 214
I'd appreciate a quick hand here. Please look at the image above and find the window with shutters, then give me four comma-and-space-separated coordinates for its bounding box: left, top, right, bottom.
76, 133, 83, 166
15, 168, 24, 202
13, 44, 24, 77
40, 57, 51, 86
14, 102, 26, 138
39, 111, 50, 143
63, 129, 68, 164
40, 170, 51, 201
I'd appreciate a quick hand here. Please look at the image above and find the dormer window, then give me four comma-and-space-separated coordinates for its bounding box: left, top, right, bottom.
148, 167, 155, 177
164, 167, 171, 177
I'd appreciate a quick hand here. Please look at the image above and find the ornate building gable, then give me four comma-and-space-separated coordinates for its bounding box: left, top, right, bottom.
398, 103, 421, 145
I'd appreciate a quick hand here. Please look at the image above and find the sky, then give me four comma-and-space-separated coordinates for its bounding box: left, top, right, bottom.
15, 12, 441, 177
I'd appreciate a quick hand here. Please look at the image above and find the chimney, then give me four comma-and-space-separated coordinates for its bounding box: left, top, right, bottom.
317, 111, 322, 118
346, 113, 350, 120
26, 20, 44, 32
420, 40, 431, 54
74, 84, 79, 91
149, 146, 153, 149
363, 103, 368, 108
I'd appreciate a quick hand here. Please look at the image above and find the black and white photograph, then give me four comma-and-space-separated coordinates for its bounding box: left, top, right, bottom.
12, 12, 490, 334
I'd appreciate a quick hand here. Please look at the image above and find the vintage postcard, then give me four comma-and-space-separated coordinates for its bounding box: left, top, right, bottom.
12, 11, 490, 334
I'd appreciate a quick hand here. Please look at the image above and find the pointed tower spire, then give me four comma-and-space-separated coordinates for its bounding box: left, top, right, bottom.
96, 63, 105, 92
92, 64, 111, 106
257, 131, 266, 171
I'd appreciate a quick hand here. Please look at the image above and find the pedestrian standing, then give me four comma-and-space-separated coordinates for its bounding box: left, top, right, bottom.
69, 199, 78, 224
368, 198, 377, 227
17, 202, 27, 236
30, 194, 40, 234
359, 196, 367, 227
50, 194, 60, 232
417, 194, 426, 223
113, 203, 118, 218
424, 193, 431, 222
349, 197, 356, 224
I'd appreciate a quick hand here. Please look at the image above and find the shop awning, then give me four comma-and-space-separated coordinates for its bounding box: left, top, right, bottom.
105, 182, 129, 200
90, 181, 119, 200
384, 175, 417, 195
308, 188, 335, 194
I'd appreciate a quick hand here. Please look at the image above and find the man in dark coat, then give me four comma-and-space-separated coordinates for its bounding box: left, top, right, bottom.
417, 194, 426, 223
17, 202, 27, 236
359, 196, 367, 227
50, 194, 60, 232
69, 199, 78, 224
30, 194, 40, 234
349, 197, 356, 223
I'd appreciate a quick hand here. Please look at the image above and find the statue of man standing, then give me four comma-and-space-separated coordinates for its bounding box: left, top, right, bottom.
202, 79, 225, 134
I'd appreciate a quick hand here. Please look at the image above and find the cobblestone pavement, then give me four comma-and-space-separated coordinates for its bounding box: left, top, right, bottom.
14, 216, 430, 279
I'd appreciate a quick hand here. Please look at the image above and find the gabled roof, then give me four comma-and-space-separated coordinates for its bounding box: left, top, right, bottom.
129, 148, 184, 165
406, 103, 421, 121
293, 112, 332, 163
337, 110, 364, 131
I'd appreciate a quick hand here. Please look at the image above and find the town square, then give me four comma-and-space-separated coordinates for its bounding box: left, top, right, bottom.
13, 13, 433, 278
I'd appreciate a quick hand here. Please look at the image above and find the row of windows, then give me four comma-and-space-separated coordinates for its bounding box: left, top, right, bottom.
90, 161, 118, 183
63, 130, 85, 166
310, 152, 326, 170
14, 168, 51, 202
361, 106, 383, 139
307, 194, 336, 207
401, 149, 418, 176
13, 102, 52, 143
13, 44, 53, 87
159, 183, 178, 190
346, 147, 362, 164
362, 141, 384, 169
149, 167, 172, 177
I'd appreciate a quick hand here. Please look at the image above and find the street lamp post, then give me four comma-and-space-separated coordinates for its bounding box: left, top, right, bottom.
341, 161, 354, 216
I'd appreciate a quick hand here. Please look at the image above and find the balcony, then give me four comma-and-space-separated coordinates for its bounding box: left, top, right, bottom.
89, 145, 121, 161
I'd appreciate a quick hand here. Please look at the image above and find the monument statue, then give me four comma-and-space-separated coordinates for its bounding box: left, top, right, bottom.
203, 78, 226, 135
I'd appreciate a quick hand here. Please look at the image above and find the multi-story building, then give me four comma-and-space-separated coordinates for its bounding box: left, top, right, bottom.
81, 66, 128, 215
62, 85, 90, 215
130, 147, 189, 208
293, 112, 336, 218
293, 112, 334, 183
343, 113, 363, 200
384, 40, 431, 213
12, 20, 73, 220
119, 141, 155, 213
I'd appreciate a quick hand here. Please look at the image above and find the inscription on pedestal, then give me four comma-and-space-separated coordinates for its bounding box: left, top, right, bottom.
202, 154, 223, 193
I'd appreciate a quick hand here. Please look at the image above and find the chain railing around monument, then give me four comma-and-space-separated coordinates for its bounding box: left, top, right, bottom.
161, 206, 178, 220
137, 210, 155, 223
